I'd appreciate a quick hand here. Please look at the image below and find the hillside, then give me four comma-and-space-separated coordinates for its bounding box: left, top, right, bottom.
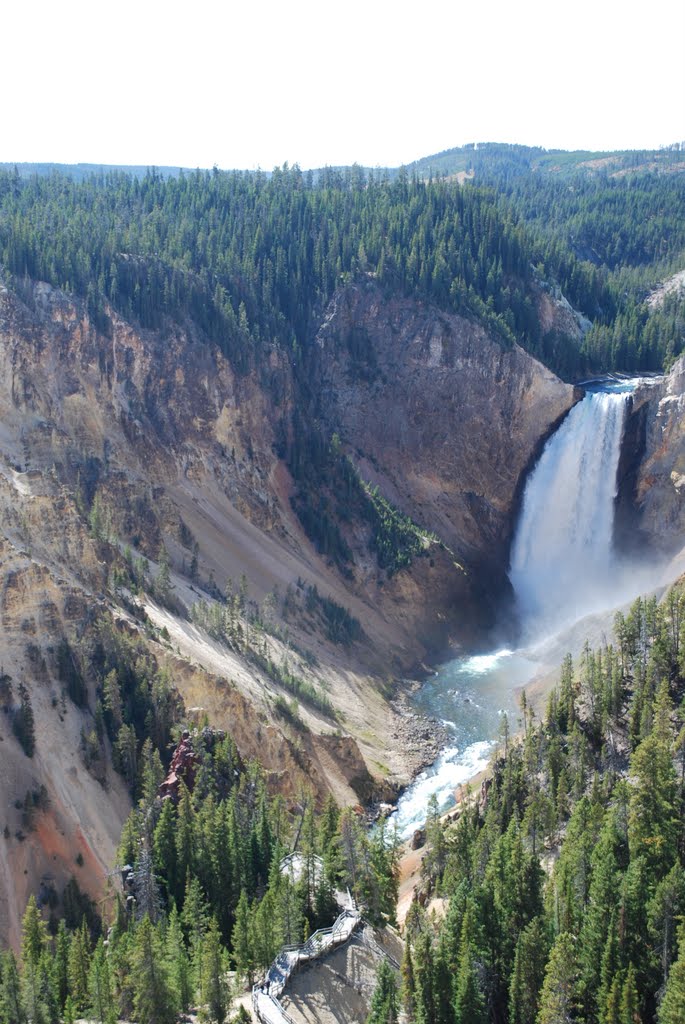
404, 584, 685, 1024
0, 262, 576, 945
0, 152, 683, 1019
404, 141, 685, 182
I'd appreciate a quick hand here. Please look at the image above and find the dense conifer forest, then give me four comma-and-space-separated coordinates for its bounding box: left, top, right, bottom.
0, 712, 399, 1023
4, 585, 685, 1022
401, 587, 685, 1024
0, 152, 683, 381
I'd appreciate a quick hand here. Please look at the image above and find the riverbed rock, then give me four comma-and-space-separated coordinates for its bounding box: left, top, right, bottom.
411, 828, 426, 850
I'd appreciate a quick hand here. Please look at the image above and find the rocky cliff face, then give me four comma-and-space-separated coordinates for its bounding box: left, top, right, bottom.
616, 361, 685, 559
0, 275, 577, 945
311, 281, 577, 605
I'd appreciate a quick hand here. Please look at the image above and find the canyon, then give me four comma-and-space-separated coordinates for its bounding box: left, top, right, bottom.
0, 270, 681, 947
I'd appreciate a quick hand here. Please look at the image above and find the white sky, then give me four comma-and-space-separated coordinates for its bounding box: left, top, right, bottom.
2, 0, 683, 170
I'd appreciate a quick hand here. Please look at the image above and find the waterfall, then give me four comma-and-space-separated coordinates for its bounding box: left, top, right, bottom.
509, 386, 631, 637
391, 378, 663, 840
390, 382, 642, 839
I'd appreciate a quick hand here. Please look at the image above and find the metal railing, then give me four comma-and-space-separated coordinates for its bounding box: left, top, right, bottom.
358, 927, 401, 970
251, 907, 361, 1023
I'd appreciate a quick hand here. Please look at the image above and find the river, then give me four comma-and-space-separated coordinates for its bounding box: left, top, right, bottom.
391, 377, 663, 840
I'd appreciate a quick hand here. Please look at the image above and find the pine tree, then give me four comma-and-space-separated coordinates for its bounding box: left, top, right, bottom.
138, 738, 164, 811
252, 888, 280, 970
659, 931, 685, 1023
175, 784, 196, 896
153, 797, 178, 903
14, 682, 36, 757
232, 889, 255, 987
88, 938, 115, 1024
21, 896, 49, 1024
53, 920, 70, 1013
0, 950, 26, 1024
367, 958, 399, 1024
67, 920, 91, 1013
167, 906, 193, 1012
536, 932, 577, 1024
411, 929, 435, 1024
400, 940, 416, 1022
509, 918, 549, 1024
453, 903, 486, 1024
62, 995, 76, 1024
578, 808, 624, 1019
38, 950, 59, 1024
21, 896, 46, 968
130, 916, 177, 1024
629, 727, 679, 876
202, 918, 229, 1024
604, 974, 623, 1024
647, 863, 684, 1000
155, 546, 173, 603
182, 874, 210, 1000
422, 794, 447, 886
619, 962, 641, 1024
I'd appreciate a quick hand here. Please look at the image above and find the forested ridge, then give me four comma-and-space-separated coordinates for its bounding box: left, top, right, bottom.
400, 586, 685, 1024
0, 165, 548, 366
0, 153, 683, 380
467, 149, 685, 372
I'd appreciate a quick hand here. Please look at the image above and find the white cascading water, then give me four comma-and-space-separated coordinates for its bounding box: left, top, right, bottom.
509, 387, 630, 638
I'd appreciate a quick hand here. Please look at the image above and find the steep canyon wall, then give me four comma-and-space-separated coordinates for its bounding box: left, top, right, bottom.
0, 275, 579, 943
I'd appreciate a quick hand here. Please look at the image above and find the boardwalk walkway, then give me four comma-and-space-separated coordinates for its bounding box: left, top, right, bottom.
252, 896, 361, 1023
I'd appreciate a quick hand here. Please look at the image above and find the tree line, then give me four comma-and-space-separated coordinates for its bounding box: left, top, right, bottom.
397, 587, 685, 1024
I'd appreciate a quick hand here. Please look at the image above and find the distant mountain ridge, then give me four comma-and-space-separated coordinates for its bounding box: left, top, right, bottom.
403, 140, 685, 181
2, 140, 684, 181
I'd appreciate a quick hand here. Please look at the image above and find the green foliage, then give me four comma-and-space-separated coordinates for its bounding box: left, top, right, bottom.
361, 481, 437, 576
303, 584, 363, 645
367, 958, 399, 1024
0, 165, 544, 371
0, 728, 397, 1020
409, 583, 685, 1024
88, 615, 183, 794
659, 924, 685, 1023
191, 592, 337, 716
286, 426, 441, 579
1, 156, 682, 385
56, 639, 88, 709
536, 932, 578, 1024
130, 916, 177, 1024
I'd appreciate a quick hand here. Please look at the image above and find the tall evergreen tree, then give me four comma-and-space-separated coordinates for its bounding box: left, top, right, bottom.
130, 916, 177, 1024
509, 918, 550, 1024
536, 932, 577, 1024
367, 958, 399, 1024
202, 918, 229, 1024
659, 924, 685, 1023
0, 950, 26, 1024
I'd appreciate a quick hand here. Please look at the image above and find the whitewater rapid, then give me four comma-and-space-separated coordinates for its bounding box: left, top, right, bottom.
391, 379, 650, 840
